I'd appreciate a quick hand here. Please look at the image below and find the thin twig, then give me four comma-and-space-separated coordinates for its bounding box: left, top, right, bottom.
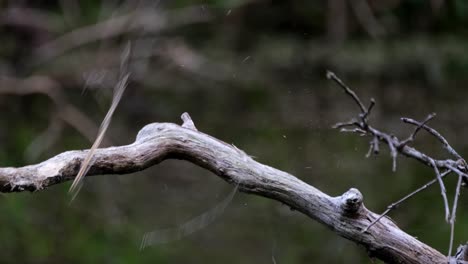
448, 174, 463, 257
363, 170, 451, 232
327, 71, 367, 113
372, 136, 379, 154
382, 134, 398, 172
340, 128, 366, 134
430, 159, 450, 222
365, 140, 374, 158
333, 118, 359, 129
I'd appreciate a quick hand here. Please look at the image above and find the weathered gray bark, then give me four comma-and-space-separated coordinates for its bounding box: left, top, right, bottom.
0, 115, 447, 263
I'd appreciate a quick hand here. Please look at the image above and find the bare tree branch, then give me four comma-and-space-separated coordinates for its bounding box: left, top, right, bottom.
0, 114, 447, 264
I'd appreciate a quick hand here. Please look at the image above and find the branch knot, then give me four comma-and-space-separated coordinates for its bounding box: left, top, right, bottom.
340, 188, 363, 215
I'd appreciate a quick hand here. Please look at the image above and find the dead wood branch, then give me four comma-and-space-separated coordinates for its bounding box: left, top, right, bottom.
0, 113, 447, 264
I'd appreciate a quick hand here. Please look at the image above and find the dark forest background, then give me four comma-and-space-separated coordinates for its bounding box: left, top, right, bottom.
1, 0, 468, 263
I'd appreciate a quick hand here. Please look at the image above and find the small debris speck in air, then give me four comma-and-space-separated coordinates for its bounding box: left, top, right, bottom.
305, 166, 312, 169
242, 56, 251, 63
226, 9, 232, 16
282, 135, 287, 139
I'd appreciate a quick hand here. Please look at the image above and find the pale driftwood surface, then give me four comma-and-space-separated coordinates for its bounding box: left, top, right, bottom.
0, 115, 447, 264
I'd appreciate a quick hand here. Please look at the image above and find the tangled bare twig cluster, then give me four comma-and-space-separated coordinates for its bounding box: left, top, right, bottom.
327, 71, 467, 257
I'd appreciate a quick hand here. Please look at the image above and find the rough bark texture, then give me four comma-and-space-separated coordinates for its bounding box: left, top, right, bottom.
0, 117, 448, 263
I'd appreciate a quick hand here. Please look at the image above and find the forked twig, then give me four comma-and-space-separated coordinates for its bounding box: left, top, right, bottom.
402, 117, 462, 160
399, 113, 436, 147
